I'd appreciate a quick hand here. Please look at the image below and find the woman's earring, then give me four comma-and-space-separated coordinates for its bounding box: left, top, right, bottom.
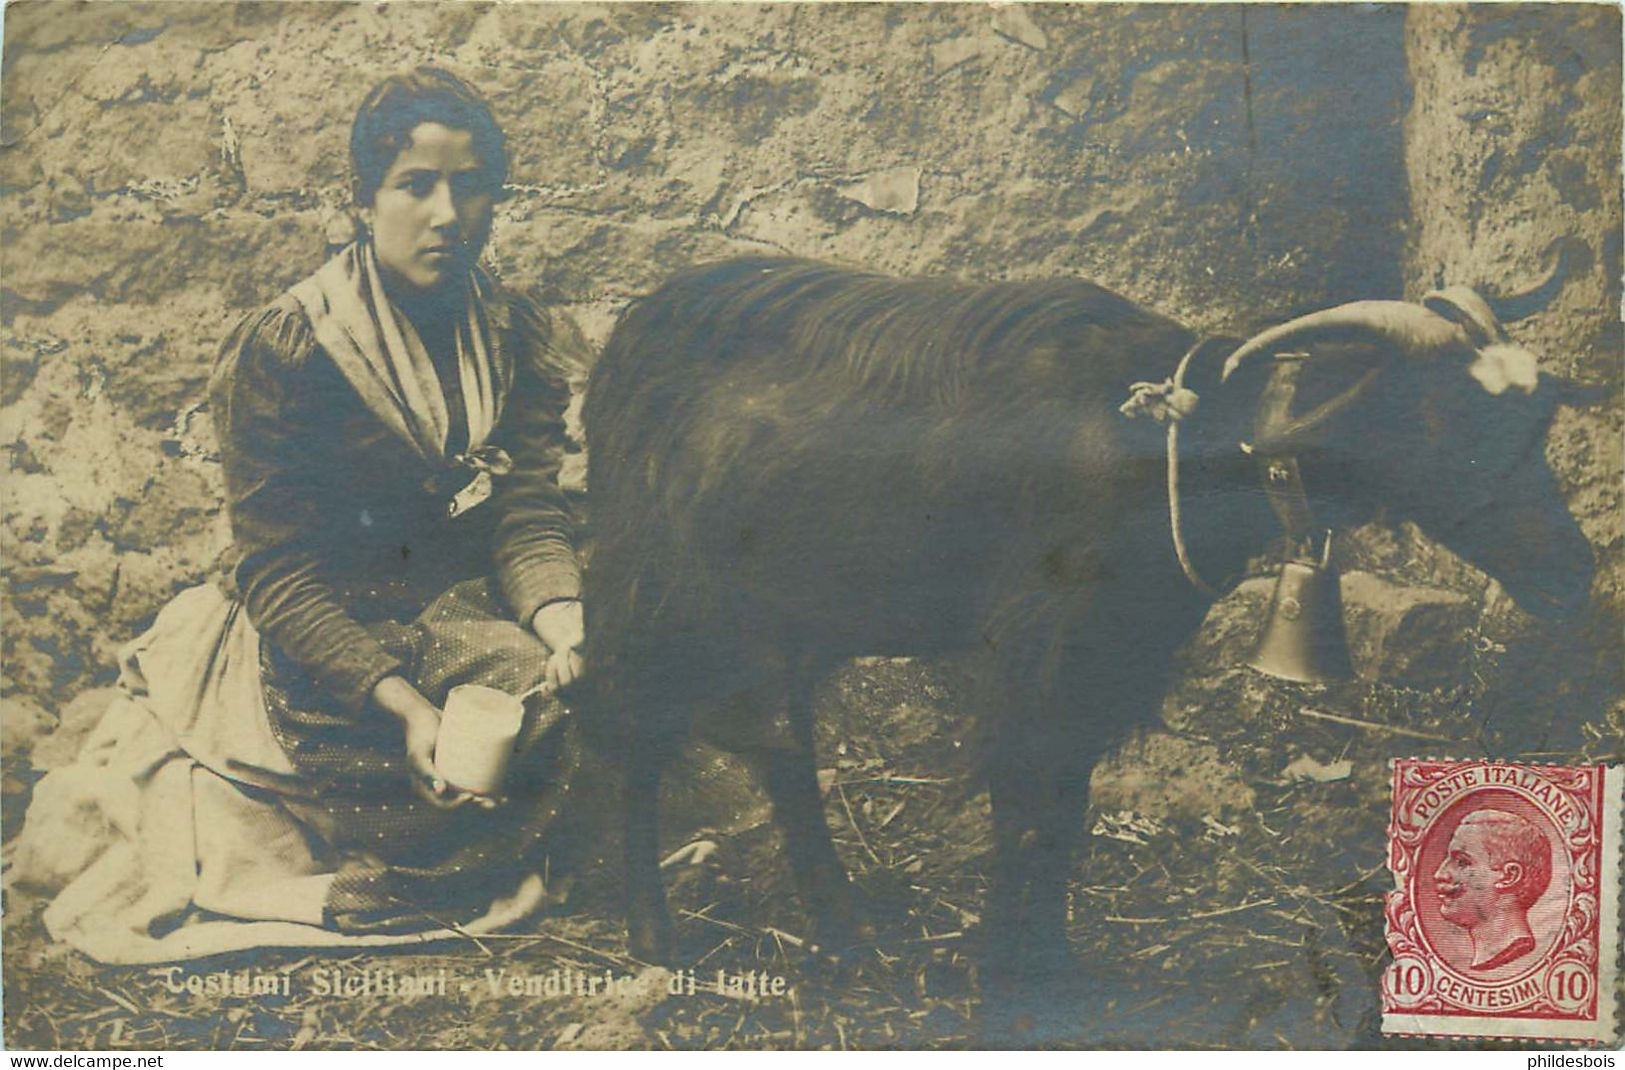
324, 206, 363, 249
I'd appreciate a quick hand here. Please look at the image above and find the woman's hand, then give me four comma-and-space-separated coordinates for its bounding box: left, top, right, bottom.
531, 599, 585, 692
369, 675, 489, 809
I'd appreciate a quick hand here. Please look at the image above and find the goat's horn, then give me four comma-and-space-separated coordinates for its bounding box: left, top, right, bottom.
1423, 286, 1505, 346
1220, 301, 1460, 383
1481, 236, 1589, 324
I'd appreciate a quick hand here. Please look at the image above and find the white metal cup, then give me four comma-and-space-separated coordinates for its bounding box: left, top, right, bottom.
433, 684, 525, 795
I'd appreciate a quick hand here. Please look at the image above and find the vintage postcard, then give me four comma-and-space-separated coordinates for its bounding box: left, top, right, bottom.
2, 1, 1620, 1053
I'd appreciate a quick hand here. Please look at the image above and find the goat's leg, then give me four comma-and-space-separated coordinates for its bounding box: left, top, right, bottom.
981, 750, 1047, 1041
756, 750, 871, 952
623, 740, 674, 963
1021, 759, 1094, 977
1025, 721, 1100, 938
984, 759, 1024, 947
747, 658, 870, 952
982, 729, 1097, 1007
983, 737, 1041, 979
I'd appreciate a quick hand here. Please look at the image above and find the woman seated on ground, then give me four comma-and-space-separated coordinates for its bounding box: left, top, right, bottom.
17, 67, 588, 956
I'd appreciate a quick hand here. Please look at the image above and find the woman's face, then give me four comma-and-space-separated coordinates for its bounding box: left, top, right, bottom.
363, 121, 496, 297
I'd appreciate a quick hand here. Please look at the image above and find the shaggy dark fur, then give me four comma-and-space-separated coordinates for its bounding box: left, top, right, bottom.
588, 259, 1205, 659
581, 255, 1591, 1021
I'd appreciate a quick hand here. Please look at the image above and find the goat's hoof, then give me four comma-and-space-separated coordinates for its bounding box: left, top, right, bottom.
977, 954, 1107, 1047
819, 914, 876, 951
807, 903, 878, 963
626, 914, 676, 965
802, 884, 871, 956
978, 986, 1079, 1048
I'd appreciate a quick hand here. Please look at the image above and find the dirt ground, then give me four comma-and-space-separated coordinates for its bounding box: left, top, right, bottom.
6, 586, 1617, 1051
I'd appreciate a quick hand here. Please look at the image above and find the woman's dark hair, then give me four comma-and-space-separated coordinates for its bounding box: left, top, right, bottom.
349, 67, 508, 206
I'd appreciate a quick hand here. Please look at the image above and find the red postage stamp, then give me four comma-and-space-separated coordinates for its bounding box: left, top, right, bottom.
1383, 759, 1622, 1043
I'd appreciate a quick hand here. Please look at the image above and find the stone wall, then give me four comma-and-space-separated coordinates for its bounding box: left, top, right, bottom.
2, 1, 1419, 713
1404, 3, 1623, 751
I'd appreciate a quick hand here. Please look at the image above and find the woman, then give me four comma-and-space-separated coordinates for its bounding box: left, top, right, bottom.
215, 65, 588, 928
17, 68, 588, 956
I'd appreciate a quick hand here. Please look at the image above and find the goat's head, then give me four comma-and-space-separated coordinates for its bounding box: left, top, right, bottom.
1221, 257, 1595, 619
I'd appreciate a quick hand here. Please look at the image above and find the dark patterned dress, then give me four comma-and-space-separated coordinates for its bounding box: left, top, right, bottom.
209, 284, 584, 931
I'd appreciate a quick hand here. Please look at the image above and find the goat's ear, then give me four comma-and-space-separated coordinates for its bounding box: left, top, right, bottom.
1540, 371, 1614, 409
1465, 342, 1540, 397
1416, 289, 1554, 398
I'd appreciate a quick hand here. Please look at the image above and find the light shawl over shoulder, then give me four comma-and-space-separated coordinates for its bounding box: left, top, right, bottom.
209, 279, 581, 715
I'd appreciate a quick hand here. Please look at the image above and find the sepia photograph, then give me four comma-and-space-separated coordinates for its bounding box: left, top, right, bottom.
1, 0, 1620, 1052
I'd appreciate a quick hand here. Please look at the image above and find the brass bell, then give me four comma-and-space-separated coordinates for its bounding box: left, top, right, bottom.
1249, 534, 1352, 684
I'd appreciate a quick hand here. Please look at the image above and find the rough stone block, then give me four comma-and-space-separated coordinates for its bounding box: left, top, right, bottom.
0, 696, 56, 759
991, 6, 1049, 51
1340, 571, 1475, 689
931, 34, 986, 74
1, 213, 299, 312
836, 167, 922, 216
1194, 570, 1476, 691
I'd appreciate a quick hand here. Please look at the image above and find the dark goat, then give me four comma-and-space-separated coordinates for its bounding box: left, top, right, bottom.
582, 255, 1592, 1004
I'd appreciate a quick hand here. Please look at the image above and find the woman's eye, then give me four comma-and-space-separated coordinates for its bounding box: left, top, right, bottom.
401, 175, 435, 197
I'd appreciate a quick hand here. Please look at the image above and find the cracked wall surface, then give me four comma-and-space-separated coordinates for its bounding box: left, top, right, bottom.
0, 2, 1615, 762
1, 2, 1415, 712
1404, 2, 1623, 756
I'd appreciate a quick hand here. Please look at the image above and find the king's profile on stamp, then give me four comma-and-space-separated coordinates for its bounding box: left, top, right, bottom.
1433, 807, 1553, 972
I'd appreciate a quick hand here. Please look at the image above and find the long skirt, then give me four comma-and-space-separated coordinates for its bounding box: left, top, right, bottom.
262, 577, 581, 932
13, 577, 582, 962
